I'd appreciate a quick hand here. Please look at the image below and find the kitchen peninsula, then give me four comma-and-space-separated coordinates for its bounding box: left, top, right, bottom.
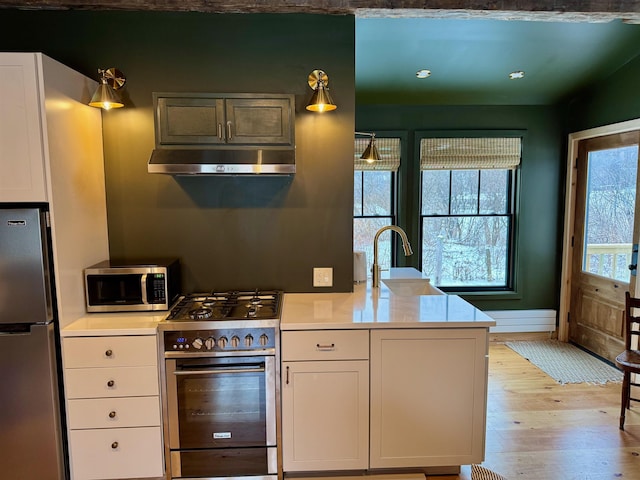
59, 270, 494, 480
280, 270, 495, 476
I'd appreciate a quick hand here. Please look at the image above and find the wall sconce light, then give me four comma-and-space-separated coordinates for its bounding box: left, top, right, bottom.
356, 131, 381, 163
306, 69, 337, 112
88, 68, 126, 110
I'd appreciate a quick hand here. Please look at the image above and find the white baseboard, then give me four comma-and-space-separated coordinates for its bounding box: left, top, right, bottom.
485, 309, 557, 333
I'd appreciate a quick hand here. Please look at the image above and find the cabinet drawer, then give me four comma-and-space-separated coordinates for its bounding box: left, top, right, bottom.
282, 330, 369, 361
63, 335, 157, 368
69, 426, 163, 480
67, 396, 160, 429
65, 366, 159, 399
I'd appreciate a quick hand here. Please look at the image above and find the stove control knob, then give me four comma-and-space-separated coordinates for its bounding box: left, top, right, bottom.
259, 334, 269, 346
204, 337, 215, 350
192, 337, 204, 350
231, 335, 240, 348
244, 334, 254, 347
218, 336, 228, 349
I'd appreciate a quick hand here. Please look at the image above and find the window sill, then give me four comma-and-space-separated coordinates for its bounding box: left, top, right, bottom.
447, 290, 523, 302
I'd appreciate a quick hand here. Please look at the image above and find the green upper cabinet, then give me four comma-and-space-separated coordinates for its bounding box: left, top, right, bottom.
154, 93, 295, 148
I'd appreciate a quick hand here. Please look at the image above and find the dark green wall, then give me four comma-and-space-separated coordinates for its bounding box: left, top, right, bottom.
563, 53, 640, 132
3, 9, 636, 310
0, 10, 356, 293
356, 105, 564, 310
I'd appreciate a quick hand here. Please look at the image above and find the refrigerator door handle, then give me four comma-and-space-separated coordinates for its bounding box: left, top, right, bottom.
39, 211, 55, 323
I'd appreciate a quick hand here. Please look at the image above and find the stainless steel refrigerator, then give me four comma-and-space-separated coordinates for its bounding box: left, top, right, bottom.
0, 206, 66, 479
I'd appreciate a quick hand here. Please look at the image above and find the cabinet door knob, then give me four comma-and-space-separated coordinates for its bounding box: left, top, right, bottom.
108, 411, 116, 418
111, 442, 119, 449
105, 349, 113, 357
107, 380, 115, 387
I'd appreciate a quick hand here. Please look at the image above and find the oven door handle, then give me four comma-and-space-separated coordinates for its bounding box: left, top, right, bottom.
173, 366, 265, 376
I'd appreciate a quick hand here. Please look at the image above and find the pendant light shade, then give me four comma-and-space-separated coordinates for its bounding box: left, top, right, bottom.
306, 69, 337, 112
89, 68, 126, 110
356, 132, 381, 163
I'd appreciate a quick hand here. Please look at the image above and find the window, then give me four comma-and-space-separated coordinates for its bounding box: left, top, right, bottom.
419, 137, 520, 290
582, 142, 638, 282
353, 137, 401, 276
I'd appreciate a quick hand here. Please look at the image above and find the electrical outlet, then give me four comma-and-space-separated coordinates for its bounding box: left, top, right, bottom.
313, 267, 333, 287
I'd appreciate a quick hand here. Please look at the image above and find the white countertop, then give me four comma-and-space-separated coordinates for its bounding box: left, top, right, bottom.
62, 269, 495, 334
281, 280, 495, 330
61, 311, 167, 336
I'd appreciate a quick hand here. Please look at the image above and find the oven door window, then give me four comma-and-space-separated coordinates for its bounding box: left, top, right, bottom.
171, 357, 268, 449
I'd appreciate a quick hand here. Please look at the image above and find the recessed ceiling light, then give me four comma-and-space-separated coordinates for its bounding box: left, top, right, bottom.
509, 71, 525, 80
416, 69, 431, 79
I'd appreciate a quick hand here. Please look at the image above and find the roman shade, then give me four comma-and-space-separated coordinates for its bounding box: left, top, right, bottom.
420, 137, 521, 170
354, 137, 401, 171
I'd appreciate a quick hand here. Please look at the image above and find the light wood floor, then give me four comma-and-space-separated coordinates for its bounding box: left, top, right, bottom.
433, 343, 640, 480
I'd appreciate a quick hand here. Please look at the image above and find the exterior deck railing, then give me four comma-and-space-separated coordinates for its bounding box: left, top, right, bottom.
585, 243, 632, 280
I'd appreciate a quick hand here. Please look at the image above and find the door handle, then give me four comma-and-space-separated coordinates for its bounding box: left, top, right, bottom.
173, 367, 265, 376
630, 244, 638, 276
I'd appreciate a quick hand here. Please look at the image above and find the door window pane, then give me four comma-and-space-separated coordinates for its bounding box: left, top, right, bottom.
582, 145, 638, 281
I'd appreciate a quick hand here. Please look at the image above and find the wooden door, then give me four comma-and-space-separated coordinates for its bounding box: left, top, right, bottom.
569, 131, 640, 361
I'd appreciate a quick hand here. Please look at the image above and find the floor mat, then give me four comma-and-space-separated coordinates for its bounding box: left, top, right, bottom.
504, 340, 623, 384
471, 464, 508, 480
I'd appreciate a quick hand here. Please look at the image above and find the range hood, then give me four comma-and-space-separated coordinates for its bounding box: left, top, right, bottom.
147, 148, 296, 175
148, 92, 296, 176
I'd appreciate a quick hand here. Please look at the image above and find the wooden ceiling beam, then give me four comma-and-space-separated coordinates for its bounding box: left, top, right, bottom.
0, 0, 639, 23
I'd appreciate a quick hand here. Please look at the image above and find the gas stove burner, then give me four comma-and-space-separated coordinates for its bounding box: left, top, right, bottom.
165, 289, 283, 323
189, 308, 213, 319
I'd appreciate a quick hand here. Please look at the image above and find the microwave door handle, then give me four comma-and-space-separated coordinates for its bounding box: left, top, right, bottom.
141, 274, 148, 304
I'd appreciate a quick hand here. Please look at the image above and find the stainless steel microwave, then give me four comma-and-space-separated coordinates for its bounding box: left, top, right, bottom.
84, 259, 181, 312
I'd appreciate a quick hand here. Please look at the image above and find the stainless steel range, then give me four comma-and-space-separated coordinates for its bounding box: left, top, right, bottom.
158, 290, 283, 480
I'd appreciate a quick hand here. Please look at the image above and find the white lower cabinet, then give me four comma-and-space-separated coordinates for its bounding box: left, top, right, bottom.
370, 328, 489, 468
68, 427, 163, 480
62, 334, 164, 480
281, 330, 369, 471
281, 327, 489, 474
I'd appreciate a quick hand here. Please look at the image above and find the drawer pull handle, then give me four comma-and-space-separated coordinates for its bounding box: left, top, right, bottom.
111, 442, 118, 449
107, 380, 115, 388
316, 343, 335, 351
105, 349, 113, 357
108, 411, 116, 418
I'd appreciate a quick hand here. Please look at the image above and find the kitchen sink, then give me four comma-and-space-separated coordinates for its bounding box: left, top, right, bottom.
381, 278, 444, 296
380, 267, 444, 296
